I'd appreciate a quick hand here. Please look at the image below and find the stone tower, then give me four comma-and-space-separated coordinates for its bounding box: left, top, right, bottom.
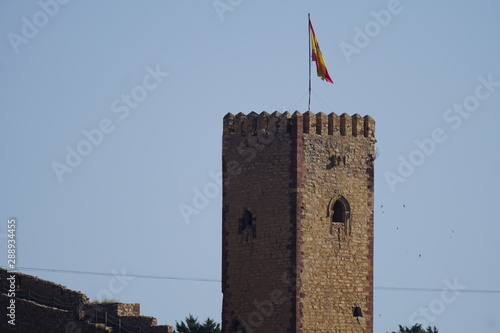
222, 111, 375, 333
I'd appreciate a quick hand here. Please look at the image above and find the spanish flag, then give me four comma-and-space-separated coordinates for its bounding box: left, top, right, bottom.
309, 18, 333, 84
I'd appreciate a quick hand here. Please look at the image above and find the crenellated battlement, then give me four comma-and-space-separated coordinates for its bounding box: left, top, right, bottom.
223, 111, 375, 139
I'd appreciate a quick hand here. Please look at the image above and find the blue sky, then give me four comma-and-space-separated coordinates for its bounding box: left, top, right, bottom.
1, 1, 499, 332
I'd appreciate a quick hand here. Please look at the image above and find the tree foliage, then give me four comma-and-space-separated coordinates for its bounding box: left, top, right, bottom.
388, 324, 438, 333
175, 314, 221, 333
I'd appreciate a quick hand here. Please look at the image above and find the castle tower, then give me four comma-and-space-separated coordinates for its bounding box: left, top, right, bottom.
222, 111, 375, 333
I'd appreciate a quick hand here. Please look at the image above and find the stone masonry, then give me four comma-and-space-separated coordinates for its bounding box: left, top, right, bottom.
0, 267, 174, 332
222, 111, 375, 333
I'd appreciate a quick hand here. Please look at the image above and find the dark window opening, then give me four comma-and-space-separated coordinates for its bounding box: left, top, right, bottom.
232, 320, 247, 333
353, 306, 363, 317
243, 210, 253, 228
332, 200, 346, 223
238, 209, 256, 240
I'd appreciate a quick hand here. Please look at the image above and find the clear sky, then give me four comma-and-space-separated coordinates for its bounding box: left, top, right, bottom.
1, 1, 499, 332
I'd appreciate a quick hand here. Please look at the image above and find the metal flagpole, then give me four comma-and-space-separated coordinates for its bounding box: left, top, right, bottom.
308, 13, 312, 112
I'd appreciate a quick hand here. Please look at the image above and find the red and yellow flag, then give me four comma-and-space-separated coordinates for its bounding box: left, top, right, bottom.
309, 19, 333, 84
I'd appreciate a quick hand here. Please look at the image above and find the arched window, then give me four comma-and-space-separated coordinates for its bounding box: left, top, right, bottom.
353, 306, 363, 318
331, 196, 350, 223
332, 200, 346, 223
329, 196, 351, 245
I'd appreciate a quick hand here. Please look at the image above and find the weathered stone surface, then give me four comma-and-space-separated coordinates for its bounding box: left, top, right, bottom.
0, 266, 89, 309
97, 302, 140, 317
0, 267, 173, 333
222, 111, 375, 333
0, 294, 111, 333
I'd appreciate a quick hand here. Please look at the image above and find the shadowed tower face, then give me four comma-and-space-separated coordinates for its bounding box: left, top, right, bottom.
222, 111, 375, 333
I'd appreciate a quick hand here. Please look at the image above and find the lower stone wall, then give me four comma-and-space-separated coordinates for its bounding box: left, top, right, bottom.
0, 268, 174, 333
151, 325, 175, 333
119, 315, 156, 330
97, 302, 140, 317
0, 294, 110, 333
0, 267, 88, 310
82, 303, 172, 333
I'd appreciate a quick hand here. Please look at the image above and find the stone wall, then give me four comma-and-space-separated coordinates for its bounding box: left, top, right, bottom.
222, 111, 295, 333
0, 267, 89, 310
81, 302, 173, 333
0, 267, 173, 333
0, 293, 111, 333
298, 112, 375, 332
97, 302, 140, 317
151, 326, 175, 333
222, 111, 375, 333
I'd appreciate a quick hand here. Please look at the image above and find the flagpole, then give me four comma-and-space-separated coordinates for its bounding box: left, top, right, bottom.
308, 13, 312, 112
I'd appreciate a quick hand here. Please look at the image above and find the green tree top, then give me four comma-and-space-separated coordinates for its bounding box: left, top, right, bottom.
388, 324, 438, 333
175, 314, 221, 333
